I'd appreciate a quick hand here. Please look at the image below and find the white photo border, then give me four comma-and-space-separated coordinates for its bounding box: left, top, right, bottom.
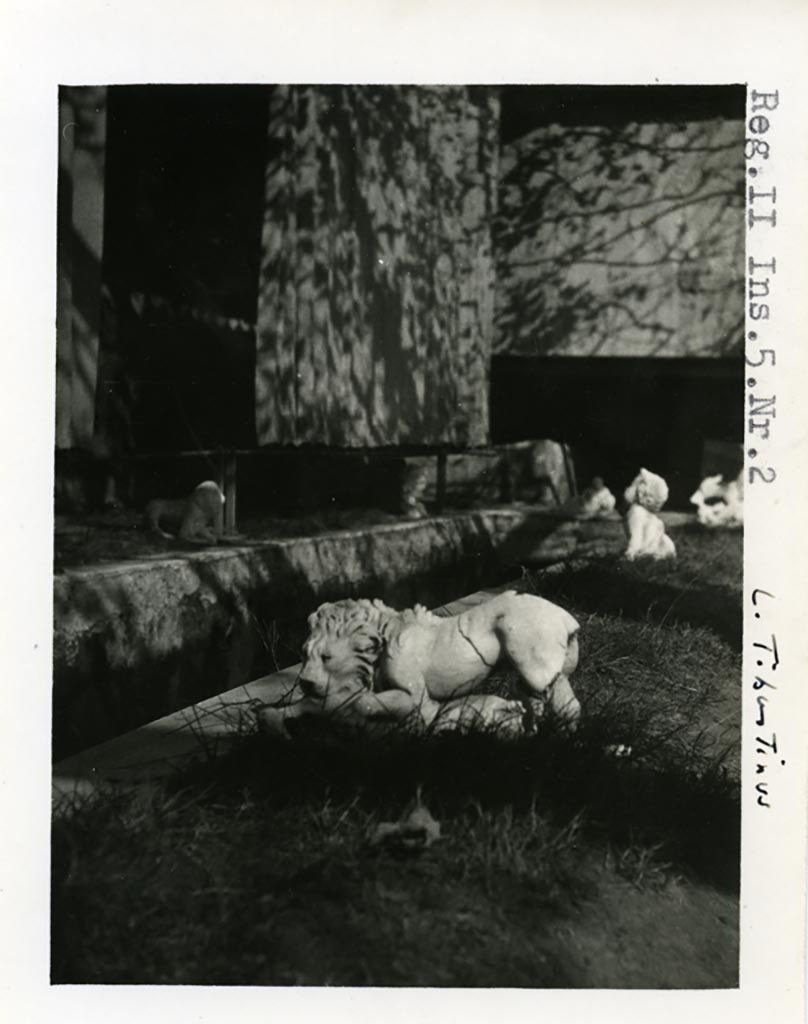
1, 2, 806, 1022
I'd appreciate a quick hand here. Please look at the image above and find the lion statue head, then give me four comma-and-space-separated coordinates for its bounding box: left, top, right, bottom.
299, 598, 398, 701
623, 467, 669, 513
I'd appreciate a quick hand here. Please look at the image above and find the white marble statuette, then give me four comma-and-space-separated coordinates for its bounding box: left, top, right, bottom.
690, 471, 743, 529
571, 477, 617, 519
622, 467, 676, 561
257, 590, 582, 741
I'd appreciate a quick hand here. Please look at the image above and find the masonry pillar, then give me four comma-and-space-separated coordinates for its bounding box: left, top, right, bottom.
55, 86, 107, 451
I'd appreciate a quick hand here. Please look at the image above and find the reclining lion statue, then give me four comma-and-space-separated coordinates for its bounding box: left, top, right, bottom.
258, 591, 581, 740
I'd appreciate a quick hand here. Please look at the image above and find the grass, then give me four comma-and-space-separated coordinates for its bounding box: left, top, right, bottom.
526, 522, 742, 649
51, 527, 742, 988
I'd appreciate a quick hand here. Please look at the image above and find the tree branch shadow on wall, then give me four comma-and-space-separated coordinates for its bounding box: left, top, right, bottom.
494, 120, 745, 358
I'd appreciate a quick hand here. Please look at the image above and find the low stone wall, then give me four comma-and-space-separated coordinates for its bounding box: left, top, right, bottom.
54, 508, 603, 759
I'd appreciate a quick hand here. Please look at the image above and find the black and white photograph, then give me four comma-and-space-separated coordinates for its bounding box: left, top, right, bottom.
51, 81, 746, 987
1, 2, 806, 1021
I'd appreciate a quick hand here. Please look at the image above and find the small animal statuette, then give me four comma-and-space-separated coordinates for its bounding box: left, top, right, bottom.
400, 463, 430, 520
623, 468, 676, 561
571, 477, 617, 519
144, 480, 225, 545
690, 471, 743, 529
529, 439, 571, 505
